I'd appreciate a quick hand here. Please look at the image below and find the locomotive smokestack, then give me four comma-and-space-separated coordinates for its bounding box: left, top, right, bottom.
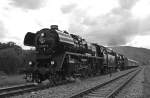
51, 25, 58, 30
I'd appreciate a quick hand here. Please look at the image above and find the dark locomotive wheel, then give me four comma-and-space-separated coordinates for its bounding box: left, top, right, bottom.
34, 73, 42, 83
36, 79, 42, 83
25, 73, 33, 82
48, 74, 56, 86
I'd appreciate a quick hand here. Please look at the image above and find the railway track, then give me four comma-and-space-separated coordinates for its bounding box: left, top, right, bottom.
68, 68, 141, 98
0, 68, 140, 98
0, 79, 74, 97
0, 83, 38, 97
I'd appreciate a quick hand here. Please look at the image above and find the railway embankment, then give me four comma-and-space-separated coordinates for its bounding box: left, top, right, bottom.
3, 67, 150, 98
11, 68, 137, 98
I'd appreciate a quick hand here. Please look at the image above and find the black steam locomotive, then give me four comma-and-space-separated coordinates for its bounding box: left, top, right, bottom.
24, 25, 138, 83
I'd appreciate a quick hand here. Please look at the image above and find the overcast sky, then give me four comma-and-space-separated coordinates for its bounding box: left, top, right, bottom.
0, 0, 150, 49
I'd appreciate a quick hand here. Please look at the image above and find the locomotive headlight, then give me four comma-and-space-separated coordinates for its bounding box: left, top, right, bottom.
51, 61, 54, 65
41, 33, 44, 37
39, 33, 45, 44
29, 61, 32, 65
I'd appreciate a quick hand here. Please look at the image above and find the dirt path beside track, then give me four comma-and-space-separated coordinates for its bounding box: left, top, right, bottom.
144, 65, 150, 98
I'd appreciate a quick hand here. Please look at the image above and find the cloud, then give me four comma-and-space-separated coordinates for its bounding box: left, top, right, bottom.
10, 0, 46, 10
0, 21, 7, 39
60, 0, 143, 46
61, 3, 77, 14
139, 16, 150, 35
1, 0, 150, 48
86, 17, 139, 46
119, 0, 139, 9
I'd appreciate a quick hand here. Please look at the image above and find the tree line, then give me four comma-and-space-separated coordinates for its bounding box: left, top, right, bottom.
0, 42, 35, 75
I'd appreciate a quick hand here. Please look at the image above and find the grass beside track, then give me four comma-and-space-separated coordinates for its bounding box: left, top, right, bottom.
0, 75, 26, 88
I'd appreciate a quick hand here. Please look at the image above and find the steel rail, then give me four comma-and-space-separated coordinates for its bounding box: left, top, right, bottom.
0, 83, 37, 97
68, 68, 140, 98
106, 68, 141, 98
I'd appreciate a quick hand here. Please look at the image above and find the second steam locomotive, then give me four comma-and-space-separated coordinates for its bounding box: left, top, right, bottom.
24, 25, 138, 83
